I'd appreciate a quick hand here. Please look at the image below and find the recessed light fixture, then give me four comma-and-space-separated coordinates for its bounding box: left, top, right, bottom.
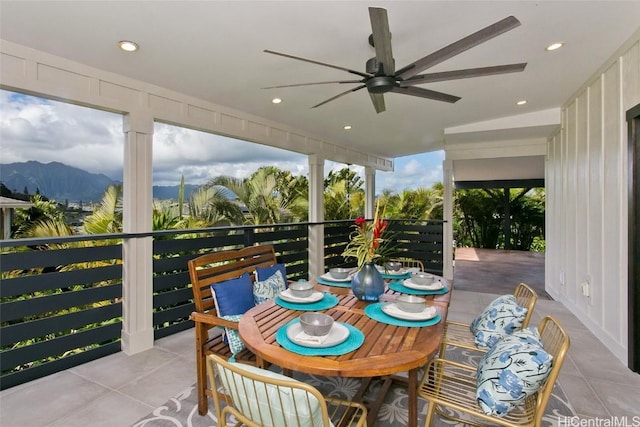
343, 125, 352, 130
516, 100, 528, 105
271, 98, 282, 104
545, 42, 564, 51
118, 40, 139, 52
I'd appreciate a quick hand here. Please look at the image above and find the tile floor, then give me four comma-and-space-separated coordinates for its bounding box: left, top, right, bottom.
1, 248, 638, 425
1, 290, 639, 426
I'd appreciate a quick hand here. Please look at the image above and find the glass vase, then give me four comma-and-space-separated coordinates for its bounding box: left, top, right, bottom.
351, 262, 385, 301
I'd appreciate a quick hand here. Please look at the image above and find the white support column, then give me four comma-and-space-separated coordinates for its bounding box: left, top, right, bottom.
364, 166, 376, 218
121, 110, 155, 355
442, 159, 454, 280
308, 154, 325, 280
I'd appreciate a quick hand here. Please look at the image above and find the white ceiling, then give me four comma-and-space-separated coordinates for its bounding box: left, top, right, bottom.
1, 1, 639, 162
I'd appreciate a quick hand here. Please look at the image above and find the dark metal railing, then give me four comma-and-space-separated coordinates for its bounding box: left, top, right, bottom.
0, 219, 443, 389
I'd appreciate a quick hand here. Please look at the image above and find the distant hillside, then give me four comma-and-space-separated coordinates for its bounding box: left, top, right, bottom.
1, 161, 119, 203
0, 161, 205, 202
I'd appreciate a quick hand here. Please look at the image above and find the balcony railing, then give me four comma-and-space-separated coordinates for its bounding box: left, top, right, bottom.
0, 219, 443, 390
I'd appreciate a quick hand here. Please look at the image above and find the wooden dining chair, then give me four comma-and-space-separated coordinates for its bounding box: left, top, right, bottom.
419, 316, 570, 427
390, 257, 425, 271
206, 354, 368, 427
439, 282, 538, 358
188, 244, 279, 416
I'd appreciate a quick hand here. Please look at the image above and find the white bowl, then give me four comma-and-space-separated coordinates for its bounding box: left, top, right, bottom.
329, 268, 350, 280
411, 272, 433, 286
289, 281, 314, 298
299, 312, 334, 336
384, 261, 403, 271
395, 295, 426, 313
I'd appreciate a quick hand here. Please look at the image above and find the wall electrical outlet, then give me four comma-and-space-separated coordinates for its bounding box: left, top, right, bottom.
560, 271, 565, 286
581, 281, 590, 298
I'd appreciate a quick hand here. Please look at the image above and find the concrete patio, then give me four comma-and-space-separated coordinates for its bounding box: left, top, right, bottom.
1, 250, 639, 425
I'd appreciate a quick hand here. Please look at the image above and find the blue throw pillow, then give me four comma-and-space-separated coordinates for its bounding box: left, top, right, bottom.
253, 270, 287, 304
476, 328, 553, 417
470, 294, 528, 349
255, 263, 287, 283
211, 272, 255, 316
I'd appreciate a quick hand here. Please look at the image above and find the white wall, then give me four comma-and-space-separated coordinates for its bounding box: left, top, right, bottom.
546, 28, 640, 365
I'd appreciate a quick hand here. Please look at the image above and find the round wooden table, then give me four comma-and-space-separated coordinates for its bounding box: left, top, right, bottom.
238, 282, 451, 427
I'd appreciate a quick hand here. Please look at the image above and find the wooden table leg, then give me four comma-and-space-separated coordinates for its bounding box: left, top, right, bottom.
408, 368, 418, 427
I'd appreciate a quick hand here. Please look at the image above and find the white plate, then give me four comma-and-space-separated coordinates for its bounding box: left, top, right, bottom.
402, 278, 445, 291
320, 272, 353, 282
382, 303, 438, 321
286, 322, 350, 348
279, 289, 324, 303
382, 268, 409, 277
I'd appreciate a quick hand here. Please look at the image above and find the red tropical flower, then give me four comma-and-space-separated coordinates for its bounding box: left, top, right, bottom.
342, 201, 390, 269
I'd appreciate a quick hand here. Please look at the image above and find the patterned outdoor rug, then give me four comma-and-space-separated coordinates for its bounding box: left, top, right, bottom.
133, 347, 575, 426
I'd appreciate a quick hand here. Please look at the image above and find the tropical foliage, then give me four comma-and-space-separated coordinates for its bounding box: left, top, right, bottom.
454, 187, 545, 251
342, 201, 390, 268
7, 166, 545, 252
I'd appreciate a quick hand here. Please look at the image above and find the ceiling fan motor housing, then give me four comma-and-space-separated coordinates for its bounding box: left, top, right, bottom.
365, 75, 397, 93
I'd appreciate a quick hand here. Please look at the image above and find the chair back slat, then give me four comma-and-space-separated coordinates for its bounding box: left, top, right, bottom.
207, 354, 331, 427
391, 257, 425, 271
534, 316, 571, 425
188, 245, 277, 314
514, 282, 538, 327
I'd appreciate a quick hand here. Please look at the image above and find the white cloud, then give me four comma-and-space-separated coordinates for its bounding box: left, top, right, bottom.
1, 89, 443, 192
377, 152, 444, 192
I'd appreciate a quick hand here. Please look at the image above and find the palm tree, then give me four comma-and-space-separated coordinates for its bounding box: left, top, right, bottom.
83, 184, 123, 234
324, 167, 364, 220
210, 166, 306, 225
13, 194, 65, 238
187, 185, 245, 226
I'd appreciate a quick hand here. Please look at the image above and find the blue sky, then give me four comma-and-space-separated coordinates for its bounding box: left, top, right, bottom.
0, 89, 443, 193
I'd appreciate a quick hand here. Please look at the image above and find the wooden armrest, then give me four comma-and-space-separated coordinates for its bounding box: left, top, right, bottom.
190, 311, 240, 329
445, 319, 471, 328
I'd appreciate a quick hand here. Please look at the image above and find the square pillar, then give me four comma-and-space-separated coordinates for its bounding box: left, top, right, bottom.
308, 154, 325, 280
364, 166, 376, 218
121, 110, 155, 354
442, 159, 454, 280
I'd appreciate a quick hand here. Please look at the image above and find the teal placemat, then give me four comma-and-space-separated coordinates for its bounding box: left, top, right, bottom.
364, 302, 442, 327
275, 319, 365, 356
388, 280, 449, 296
274, 293, 339, 311
380, 271, 411, 280
317, 277, 352, 288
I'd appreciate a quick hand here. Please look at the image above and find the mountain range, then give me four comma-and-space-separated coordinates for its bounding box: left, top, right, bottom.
0, 161, 201, 202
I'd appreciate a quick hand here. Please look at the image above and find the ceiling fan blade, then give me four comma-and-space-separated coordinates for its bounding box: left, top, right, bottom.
390, 86, 461, 103
395, 16, 522, 80
369, 93, 386, 113
311, 85, 367, 108
399, 63, 527, 86
264, 49, 371, 78
369, 7, 394, 75
262, 80, 363, 89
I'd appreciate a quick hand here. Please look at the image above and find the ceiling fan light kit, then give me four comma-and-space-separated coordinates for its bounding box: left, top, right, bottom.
264, 7, 527, 113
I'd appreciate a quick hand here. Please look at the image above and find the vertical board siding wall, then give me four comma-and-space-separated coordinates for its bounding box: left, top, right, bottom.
546, 31, 640, 365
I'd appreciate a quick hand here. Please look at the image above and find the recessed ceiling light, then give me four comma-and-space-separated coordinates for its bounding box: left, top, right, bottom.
516, 100, 528, 105
343, 125, 352, 130
545, 42, 564, 51
271, 98, 282, 104
118, 40, 139, 52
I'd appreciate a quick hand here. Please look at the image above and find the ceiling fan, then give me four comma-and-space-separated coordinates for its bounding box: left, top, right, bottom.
263, 7, 527, 113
